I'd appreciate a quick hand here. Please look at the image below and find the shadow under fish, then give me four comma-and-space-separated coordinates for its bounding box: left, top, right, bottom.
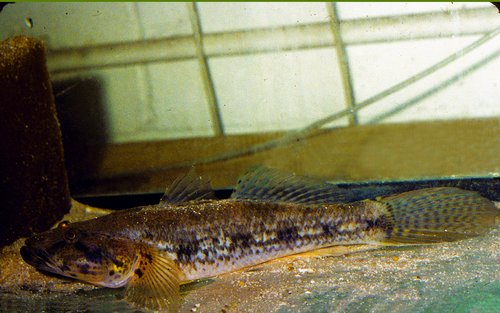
20, 167, 498, 311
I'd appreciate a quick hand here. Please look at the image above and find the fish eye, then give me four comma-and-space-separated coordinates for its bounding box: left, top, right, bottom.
58, 220, 70, 229
63, 228, 79, 243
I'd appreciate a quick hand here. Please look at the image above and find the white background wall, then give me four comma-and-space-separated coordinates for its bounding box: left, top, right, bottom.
1, 2, 498, 143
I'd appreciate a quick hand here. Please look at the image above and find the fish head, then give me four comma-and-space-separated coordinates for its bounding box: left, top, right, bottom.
20, 220, 139, 288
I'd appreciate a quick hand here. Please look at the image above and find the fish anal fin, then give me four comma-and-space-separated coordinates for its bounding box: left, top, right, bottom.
125, 246, 184, 311
160, 167, 216, 206
232, 166, 347, 204
296, 244, 381, 258
259, 245, 380, 267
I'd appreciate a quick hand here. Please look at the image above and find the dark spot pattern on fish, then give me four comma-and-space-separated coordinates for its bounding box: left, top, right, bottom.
277, 226, 299, 242
177, 243, 198, 263
230, 233, 253, 249
153, 201, 390, 273
78, 263, 90, 274
111, 257, 124, 267
322, 223, 334, 236
74, 241, 104, 264
134, 268, 143, 278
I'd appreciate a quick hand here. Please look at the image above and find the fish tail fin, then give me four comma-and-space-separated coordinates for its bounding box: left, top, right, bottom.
378, 187, 497, 244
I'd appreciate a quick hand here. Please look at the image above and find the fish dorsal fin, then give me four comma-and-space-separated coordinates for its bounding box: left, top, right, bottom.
125, 246, 185, 311
231, 166, 347, 205
160, 168, 216, 206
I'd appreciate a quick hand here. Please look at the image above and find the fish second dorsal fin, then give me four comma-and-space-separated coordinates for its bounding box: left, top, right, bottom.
231, 166, 347, 205
125, 246, 185, 311
160, 168, 216, 206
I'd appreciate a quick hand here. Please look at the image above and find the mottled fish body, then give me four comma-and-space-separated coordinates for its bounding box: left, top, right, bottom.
20, 167, 498, 311
83, 199, 387, 282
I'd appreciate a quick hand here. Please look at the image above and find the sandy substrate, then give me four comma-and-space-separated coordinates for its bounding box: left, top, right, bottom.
1, 202, 498, 312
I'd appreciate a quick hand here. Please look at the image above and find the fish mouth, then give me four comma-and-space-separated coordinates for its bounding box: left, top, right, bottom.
20, 245, 62, 275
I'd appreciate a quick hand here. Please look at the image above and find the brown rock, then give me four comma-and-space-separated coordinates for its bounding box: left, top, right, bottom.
0, 36, 71, 247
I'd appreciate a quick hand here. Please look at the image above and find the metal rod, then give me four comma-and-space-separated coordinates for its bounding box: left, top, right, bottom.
147, 44, 499, 172
116, 28, 499, 173
131, 3, 158, 129
47, 8, 497, 75
367, 49, 500, 124
327, 2, 358, 125
300, 26, 500, 133
187, 2, 224, 136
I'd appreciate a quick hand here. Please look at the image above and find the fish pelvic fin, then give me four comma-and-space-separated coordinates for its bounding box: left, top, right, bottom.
379, 187, 498, 244
125, 245, 185, 311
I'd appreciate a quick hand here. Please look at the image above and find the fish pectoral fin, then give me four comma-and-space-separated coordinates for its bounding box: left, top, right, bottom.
296, 244, 381, 258
160, 167, 216, 206
125, 246, 184, 311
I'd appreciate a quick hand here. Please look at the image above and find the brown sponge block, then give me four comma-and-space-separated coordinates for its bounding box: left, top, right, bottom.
0, 36, 71, 247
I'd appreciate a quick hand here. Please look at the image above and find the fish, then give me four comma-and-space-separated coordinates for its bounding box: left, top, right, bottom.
20, 167, 498, 311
